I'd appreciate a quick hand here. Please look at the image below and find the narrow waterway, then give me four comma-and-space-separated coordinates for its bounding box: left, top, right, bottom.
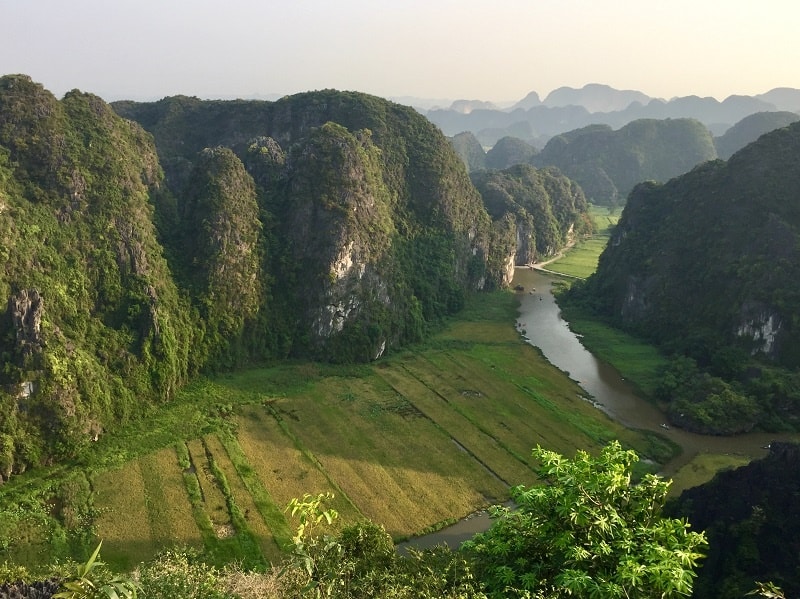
514, 268, 795, 476
401, 267, 798, 551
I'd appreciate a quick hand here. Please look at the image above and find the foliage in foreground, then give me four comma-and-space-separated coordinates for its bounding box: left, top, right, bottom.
53, 542, 139, 599
464, 441, 707, 598
2, 442, 712, 599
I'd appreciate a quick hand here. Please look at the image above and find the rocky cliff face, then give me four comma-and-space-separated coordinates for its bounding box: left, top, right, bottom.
180, 146, 263, 366
269, 123, 397, 359
116, 89, 495, 362
471, 164, 593, 288
9, 289, 44, 358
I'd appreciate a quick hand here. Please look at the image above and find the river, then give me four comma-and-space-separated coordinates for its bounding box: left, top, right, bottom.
513, 268, 795, 476
400, 267, 798, 551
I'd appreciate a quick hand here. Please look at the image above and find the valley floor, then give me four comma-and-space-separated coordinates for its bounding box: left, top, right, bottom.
0, 290, 660, 571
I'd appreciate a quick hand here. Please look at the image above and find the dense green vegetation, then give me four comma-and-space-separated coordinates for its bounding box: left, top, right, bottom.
0, 75, 196, 478
563, 121, 800, 434
116, 89, 498, 363
533, 118, 717, 206
471, 164, 594, 277
465, 442, 706, 598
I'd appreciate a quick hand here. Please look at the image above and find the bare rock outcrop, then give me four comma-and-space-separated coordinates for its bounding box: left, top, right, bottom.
9, 289, 44, 357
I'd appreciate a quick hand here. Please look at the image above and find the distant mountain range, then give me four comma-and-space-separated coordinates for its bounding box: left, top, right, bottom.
421, 84, 800, 147
449, 111, 800, 206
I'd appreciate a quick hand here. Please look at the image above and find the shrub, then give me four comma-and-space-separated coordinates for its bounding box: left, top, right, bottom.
134, 548, 230, 599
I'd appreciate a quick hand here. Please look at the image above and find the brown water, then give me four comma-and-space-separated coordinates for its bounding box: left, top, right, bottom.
400, 268, 798, 551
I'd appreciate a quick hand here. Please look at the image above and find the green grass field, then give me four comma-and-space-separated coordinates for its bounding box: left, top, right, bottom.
0, 287, 679, 572
545, 204, 620, 279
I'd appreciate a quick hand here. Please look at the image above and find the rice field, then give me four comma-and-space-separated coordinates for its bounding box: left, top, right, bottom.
139, 448, 202, 550
92, 459, 157, 570
545, 204, 621, 279
3, 288, 668, 571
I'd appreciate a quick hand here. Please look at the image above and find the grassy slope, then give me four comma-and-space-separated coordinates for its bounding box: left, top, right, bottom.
0, 289, 661, 572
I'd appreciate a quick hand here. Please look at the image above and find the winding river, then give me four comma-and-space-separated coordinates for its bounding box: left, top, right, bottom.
400, 268, 798, 551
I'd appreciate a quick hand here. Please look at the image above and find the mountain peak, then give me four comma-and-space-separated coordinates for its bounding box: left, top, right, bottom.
543, 84, 651, 113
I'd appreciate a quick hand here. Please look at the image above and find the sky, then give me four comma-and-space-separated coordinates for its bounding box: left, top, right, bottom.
3, 0, 799, 104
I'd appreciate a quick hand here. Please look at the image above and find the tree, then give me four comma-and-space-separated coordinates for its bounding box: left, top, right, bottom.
464, 441, 707, 598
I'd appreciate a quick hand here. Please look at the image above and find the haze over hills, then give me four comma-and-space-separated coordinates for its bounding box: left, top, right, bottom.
539, 84, 651, 113
449, 110, 800, 207
714, 111, 800, 159
424, 83, 800, 148
531, 118, 717, 206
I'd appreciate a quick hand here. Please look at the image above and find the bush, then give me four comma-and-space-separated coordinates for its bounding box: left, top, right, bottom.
134, 548, 230, 599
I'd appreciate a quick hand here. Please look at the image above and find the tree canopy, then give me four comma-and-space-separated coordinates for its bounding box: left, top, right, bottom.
464, 441, 707, 598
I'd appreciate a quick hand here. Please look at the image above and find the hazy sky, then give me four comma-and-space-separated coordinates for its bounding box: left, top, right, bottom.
3, 0, 799, 103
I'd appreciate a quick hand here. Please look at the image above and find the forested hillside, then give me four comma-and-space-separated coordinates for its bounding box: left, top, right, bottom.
533, 118, 717, 205
471, 164, 594, 283
113, 89, 522, 362
0, 77, 501, 479
450, 131, 486, 172
450, 118, 719, 206
0, 75, 196, 479
565, 121, 800, 433
0, 76, 592, 480
714, 111, 800, 159
484, 136, 537, 170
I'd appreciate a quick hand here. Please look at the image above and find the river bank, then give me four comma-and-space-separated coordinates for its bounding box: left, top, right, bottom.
514, 268, 799, 476
401, 268, 799, 551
